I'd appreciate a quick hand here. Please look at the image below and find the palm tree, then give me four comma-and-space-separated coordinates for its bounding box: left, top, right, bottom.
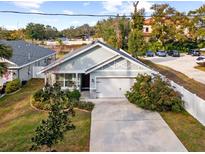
0, 44, 12, 76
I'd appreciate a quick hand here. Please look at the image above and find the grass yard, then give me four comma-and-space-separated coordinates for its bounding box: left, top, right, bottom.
194, 65, 205, 72
0, 79, 91, 152
161, 111, 205, 151
140, 59, 205, 100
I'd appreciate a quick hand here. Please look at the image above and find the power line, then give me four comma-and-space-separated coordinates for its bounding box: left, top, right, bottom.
0, 10, 132, 17
0, 10, 205, 18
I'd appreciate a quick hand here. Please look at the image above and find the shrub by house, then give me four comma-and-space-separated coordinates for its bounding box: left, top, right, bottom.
5, 79, 21, 94
126, 74, 184, 112
32, 83, 94, 111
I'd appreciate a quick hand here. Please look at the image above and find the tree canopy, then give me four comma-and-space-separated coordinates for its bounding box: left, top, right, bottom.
128, 2, 146, 57
0, 44, 13, 76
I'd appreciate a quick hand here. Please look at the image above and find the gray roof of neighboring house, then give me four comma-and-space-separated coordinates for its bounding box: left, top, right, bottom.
0, 40, 55, 67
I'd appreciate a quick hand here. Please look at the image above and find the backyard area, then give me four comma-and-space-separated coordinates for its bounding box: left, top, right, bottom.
0, 79, 91, 152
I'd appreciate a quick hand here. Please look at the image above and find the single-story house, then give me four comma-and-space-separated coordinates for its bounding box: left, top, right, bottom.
0, 40, 56, 86
40, 40, 156, 98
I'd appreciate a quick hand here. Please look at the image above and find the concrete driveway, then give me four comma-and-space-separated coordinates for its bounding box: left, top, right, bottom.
90, 99, 187, 152
145, 54, 205, 84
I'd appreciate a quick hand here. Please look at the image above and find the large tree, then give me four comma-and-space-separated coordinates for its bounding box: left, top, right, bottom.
150, 4, 193, 51
128, 2, 146, 57
26, 23, 46, 40
62, 24, 95, 40
188, 4, 205, 48
150, 4, 176, 49
25, 23, 60, 40
95, 16, 130, 49
0, 44, 12, 76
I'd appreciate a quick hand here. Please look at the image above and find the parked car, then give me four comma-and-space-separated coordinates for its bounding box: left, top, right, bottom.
187, 49, 194, 55
146, 50, 154, 57
167, 50, 174, 56
196, 56, 205, 66
192, 50, 201, 56
188, 49, 201, 56
172, 50, 180, 57
156, 50, 167, 57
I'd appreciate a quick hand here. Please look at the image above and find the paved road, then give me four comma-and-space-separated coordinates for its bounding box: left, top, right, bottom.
90, 99, 187, 152
145, 55, 205, 84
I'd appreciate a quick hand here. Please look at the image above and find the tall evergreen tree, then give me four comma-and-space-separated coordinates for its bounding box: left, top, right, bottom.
128, 1, 145, 57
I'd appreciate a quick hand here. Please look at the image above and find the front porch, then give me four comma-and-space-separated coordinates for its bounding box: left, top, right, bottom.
44, 73, 90, 92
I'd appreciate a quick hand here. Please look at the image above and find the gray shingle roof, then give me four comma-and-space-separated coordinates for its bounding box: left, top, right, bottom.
0, 40, 55, 67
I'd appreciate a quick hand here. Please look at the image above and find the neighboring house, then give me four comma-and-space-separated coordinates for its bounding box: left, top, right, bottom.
143, 18, 153, 42
40, 40, 156, 98
45, 37, 103, 46
0, 40, 56, 86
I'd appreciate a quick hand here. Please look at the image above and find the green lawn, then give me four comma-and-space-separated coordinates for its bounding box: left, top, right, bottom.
161, 111, 205, 152
0, 79, 91, 152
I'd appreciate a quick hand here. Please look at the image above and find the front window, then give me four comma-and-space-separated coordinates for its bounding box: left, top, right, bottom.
55, 73, 77, 88
56, 74, 64, 87
145, 27, 149, 32
65, 74, 76, 87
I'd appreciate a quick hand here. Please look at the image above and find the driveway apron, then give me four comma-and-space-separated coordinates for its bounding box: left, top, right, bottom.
90, 99, 187, 152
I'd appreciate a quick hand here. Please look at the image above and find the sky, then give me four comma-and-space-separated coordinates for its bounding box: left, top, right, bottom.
0, 1, 204, 30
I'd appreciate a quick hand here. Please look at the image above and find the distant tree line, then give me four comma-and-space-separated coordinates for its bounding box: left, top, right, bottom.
1, 3, 205, 56
0, 23, 95, 41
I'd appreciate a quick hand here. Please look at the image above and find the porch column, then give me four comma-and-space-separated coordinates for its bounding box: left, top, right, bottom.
44, 73, 47, 85
75, 73, 78, 90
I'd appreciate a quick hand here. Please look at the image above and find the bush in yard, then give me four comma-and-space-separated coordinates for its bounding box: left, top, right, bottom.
33, 89, 44, 102
5, 79, 21, 94
32, 83, 69, 110
31, 98, 75, 151
72, 101, 95, 111
126, 74, 184, 112
65, 89, 81, 102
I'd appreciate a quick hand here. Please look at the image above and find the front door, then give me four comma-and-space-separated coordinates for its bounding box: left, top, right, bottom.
81, 74, 90, 91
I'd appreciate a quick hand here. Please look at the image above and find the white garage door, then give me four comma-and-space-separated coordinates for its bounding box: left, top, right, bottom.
96, 77, 135, 98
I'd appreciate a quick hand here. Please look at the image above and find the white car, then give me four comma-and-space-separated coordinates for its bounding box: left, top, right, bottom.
196, 56, 205, 66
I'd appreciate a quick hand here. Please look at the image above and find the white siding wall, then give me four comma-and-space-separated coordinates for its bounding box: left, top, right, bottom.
13, 55, 55, 82
50, 46, 117, 73
89, 58, 153, 98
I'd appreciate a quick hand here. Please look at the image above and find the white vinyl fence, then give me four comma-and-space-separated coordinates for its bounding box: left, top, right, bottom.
160, 74, 205, 126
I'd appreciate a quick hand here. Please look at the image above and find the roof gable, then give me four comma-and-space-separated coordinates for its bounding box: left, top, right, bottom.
40, 40, 155, 74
